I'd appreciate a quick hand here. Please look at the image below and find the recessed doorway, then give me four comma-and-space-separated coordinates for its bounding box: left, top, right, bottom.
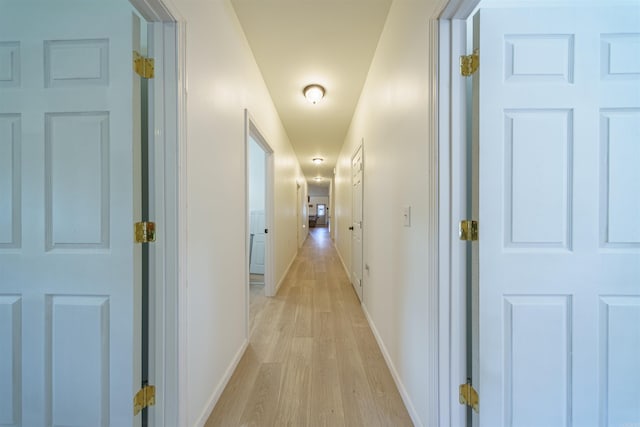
245, 112, 274, 336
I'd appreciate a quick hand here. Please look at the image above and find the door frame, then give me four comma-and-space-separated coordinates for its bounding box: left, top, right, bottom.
244, 110, 275, 318
435, 0, 481, 425
129, 1, 186, 425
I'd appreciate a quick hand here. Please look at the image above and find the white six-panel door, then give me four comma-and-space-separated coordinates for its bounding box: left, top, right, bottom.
0, 1, 140, 425
476, 6, 640, 426
351, 145, 364, 301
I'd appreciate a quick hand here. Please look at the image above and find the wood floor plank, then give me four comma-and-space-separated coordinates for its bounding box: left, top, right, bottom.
293, 283, 313, 337
312, 311, 335, 339
335, 333, 384, 427
273, 337, 313, 426
352, 326, 414, 426
204, 346, 262, 427
313, 280, 331, 313
205, 227, 413, 427
310, 337, 346, 427
237, 362, 282, 427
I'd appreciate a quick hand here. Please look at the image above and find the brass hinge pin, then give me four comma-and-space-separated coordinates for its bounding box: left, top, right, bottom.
460, 48, 479, 76
133, 384, 156, 415
459, 382, 479, 412
134, 221, 156, 243
133, 51, 155, 79
459, 220, 478, 241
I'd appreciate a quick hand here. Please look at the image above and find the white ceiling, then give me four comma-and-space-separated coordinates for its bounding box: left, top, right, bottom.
231, 0, 392, 186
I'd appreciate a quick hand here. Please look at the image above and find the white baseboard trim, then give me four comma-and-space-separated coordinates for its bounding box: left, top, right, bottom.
361, 305, 424, 427
334, 242, 350, 278
194, 339, 248, 427
275, 251, 297, 295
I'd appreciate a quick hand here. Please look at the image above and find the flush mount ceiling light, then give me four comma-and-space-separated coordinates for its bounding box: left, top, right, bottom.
314, 176, 323, 181
312, 157, 324, 164
303, 84, 325, 104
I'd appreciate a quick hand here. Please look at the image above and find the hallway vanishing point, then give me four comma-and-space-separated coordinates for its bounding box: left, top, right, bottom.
205, 227, 413, 426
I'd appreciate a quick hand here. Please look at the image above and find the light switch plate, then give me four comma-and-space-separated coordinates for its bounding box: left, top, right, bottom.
403, 206, 411, 227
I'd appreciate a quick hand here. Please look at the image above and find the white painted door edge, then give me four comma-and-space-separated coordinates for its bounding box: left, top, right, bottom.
435, 0, 480, 426
129, 0, 186, 425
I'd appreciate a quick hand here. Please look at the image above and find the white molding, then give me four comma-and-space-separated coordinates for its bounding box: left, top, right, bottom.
127, 0, 186, 425
436, 1, 479, 426
437, 17, 453, 427
193, 340, 249, 427
426, 10, 443, 427
334, 241, 350, 279
244, 111, 276, 297
174, 15, 189, 427
361, 306, 424, 427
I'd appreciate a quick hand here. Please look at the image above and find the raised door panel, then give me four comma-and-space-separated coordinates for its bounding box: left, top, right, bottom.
504, 109, 573, 249
0, 295, 21, 427
0, 114, 21, 249
47, 296, 109, 427
45, 112, 110, 251
599, 297, 640, 426
599, 109, 640, 248
504, 296, 572, 426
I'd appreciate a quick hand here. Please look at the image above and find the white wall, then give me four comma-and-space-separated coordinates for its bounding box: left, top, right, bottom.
307, 182, 329, 196
168, 0, 305, 424
334, 0, 441, 425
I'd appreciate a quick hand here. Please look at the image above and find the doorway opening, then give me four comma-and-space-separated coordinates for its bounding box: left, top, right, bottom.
245, 111, 275, 336
316, 204, 327, 226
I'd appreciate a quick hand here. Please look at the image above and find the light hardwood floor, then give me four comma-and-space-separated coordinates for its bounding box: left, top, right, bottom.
205, 227, 413, 427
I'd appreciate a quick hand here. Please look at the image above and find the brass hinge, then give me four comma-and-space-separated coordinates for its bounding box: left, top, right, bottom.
133, 51, 154, 79
133, 384, 156, 415
134, 221, 156, 243
459, 220, 478, 241
460, 48, 479, 76
459, 382, 479, 412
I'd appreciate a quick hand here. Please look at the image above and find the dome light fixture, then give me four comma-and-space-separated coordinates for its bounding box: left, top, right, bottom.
313, 176, 323, 181
303, 84, 325, 104
312, 157, 324, 164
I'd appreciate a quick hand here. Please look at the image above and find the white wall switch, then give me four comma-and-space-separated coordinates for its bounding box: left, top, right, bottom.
403, 206, 411, 227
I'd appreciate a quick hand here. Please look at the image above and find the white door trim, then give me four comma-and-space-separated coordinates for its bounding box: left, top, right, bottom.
129, 1, 187, 425
435, 0, 481, 426
244, 110, 276, 312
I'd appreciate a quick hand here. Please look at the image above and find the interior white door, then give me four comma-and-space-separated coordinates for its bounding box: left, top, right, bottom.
475, 6, 640, 426
351, 146, 364, 301
250, 210, 266, 275
0, 1, 141, 426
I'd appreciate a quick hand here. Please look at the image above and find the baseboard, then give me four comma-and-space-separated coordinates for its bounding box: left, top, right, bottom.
194, 339, 248, 427
361, 305, 424, 427
333, 242, 350, 278
275, 251, 297, 295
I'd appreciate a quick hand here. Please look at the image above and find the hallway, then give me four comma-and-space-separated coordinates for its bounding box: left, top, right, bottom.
205, 227, 413, 426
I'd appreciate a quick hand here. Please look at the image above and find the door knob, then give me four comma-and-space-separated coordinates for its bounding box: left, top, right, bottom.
348, 226, 354, 230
